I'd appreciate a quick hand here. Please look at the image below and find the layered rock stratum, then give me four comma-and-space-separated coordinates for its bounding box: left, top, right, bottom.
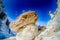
9, 11, 38, 32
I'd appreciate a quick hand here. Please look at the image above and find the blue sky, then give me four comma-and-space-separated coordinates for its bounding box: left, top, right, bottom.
3, 0, 57, 26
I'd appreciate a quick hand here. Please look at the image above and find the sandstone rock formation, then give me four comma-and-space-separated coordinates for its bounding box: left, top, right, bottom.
16, 24, 38, 40
10, 11, 38, 32
4, 11, 39, 40
4, 24, 38, 40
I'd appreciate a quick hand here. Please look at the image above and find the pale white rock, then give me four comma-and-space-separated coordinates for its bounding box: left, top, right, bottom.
16, 24, 38, 40
4, 24, 38, 40
34, 0, 60, 40
4, 37, 16, 40
49, 11, 55, 19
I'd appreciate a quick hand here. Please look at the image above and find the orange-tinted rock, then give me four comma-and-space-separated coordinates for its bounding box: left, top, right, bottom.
9, 11, 38, 32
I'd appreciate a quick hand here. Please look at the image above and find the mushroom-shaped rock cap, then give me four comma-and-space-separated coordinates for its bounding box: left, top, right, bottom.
10, 11, 38, 32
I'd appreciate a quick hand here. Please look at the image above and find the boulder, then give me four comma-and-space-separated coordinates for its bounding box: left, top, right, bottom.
5, 11, 39, 40
10, 11, 38, 32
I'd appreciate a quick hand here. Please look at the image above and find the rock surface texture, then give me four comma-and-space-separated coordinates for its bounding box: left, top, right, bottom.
0, 0, 16, 39
34, 0, 60, 40
4, 11, 39, 40
10, 11, 38, 32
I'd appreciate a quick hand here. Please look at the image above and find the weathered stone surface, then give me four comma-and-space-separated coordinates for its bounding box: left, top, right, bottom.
0, 0, 16, 39
16, 24, 38, 40
4, 24, 39, 40
34, 0, 60, 40
4, 11, 38, 40
4, 37, 16, 40
4, 24, 38, 40
10, 11, 38, 32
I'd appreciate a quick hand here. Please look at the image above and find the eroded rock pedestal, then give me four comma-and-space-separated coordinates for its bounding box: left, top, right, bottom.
10, 11, 38, 32
4, 11, 39, 40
